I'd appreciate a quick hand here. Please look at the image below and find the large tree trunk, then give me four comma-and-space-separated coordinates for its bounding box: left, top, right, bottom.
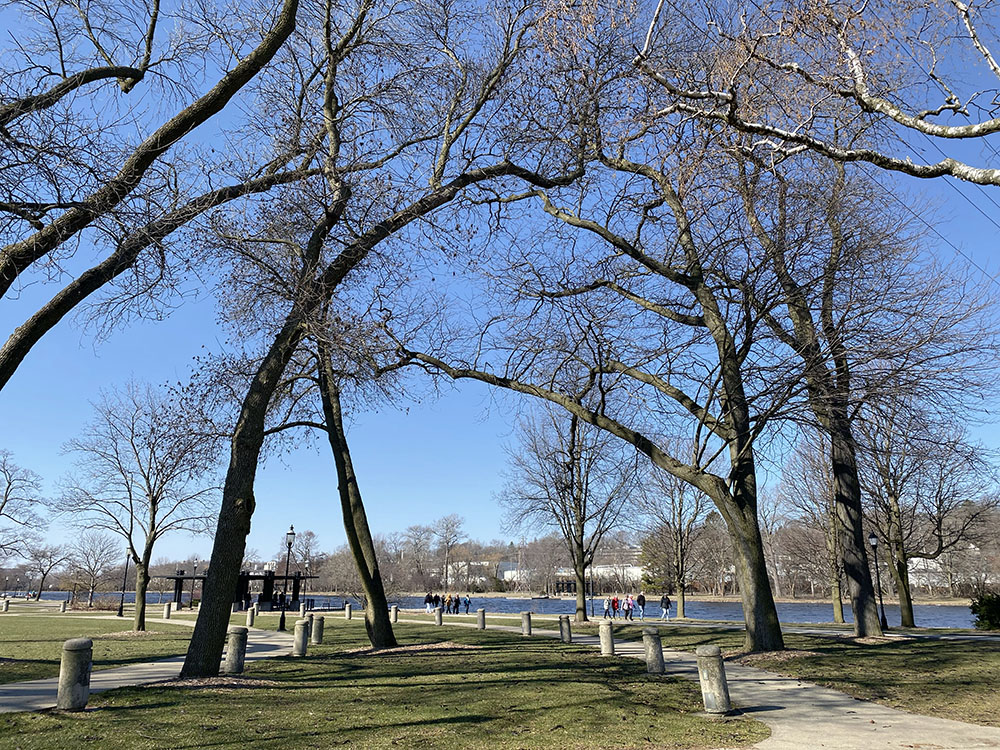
181, 319, 307, 678
891, 554, 914, 628
134, 561, 150, 631
674, 574, 686, 618
317, 354, 397, 648
830, 424, 882, 636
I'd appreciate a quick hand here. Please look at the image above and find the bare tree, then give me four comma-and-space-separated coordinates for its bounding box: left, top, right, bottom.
499, 408, 636, 621
633, 0, 1000, 188
433, 515, 466, 591
59, 382, 218, 630
859, 400, 1000, 626
181, 0, 580, 677
24, 544, 69, 600
778, 435, 845, 622
67, 531, 121, 607
0, 451, 46, 560
0, 0, 304, 394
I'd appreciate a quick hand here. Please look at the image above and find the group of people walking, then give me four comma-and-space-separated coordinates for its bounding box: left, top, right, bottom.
423, 592, 471, 614
602, 592, 671, 621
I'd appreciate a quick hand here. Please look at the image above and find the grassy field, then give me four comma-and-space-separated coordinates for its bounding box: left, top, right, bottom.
0, 615, 194, 683
567, 620, 1000, 727
0, 620, 768, 750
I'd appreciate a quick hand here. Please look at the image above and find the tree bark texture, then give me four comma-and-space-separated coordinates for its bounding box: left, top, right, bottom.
317, 351, 397, 648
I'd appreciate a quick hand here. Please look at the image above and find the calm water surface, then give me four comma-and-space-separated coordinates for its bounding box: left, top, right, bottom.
27, 591, 974, 628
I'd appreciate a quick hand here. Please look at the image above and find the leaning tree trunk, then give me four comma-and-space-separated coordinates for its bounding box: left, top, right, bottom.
725, 502, 784, 651
181, 319, 307, 678
134, 560, 150, 631
891, 553, 915, 628
318, 353, 396, 648
830, 421, 882, 636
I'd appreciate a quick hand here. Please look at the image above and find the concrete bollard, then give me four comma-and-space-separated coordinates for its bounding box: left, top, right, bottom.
390, 604, 399, 623
163, 602, 172, 619
306, 612, 314, 638
559, 615, 572, 643
476, 608, 486, 630
300, 603, 307, 618
293, 619, 309, 657
231, 602, 239, 613
599, 620, 615, 656
345, 602, 353, 620
311, 615, 325, 645
434, 606, 443, 626
59, 600, 67, 613
2, 599, 8, 612
222, 626, 249, 675
57, 638, 93, 711
521, 611, 532, 636
695, 645, 732, 714
246, 607, 255, 627
642, 627, 665, 674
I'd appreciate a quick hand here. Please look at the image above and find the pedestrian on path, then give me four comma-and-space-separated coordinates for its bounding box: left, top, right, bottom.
659, 593, 671, 621
636, 592, 646, 620
603, 596, 611, 618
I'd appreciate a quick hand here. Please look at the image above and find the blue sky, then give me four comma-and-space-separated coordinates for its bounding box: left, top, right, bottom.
3, 161, 1000, 565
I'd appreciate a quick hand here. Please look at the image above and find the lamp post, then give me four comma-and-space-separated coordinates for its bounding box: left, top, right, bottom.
117, 552, 130, 618
278, 525, 295, 631
191, 560, 198, 609
868, 532, 889, 631
304, 559, 310, 607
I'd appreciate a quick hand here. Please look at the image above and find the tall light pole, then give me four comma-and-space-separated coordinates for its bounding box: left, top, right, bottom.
304, 559, 310, 606
868, 532, 889, 630
278, 525, 295, 632
117, 552, 130, 618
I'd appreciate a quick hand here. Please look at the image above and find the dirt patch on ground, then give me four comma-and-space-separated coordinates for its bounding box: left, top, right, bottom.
157, 676, 282, 690
730, 649, 824, 666
341, 641, 484, 657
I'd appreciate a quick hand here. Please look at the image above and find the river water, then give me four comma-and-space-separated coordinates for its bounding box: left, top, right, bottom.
25, 591, 974, 629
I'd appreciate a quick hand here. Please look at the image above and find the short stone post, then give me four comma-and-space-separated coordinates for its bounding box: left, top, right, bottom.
311, 615, 325, 645
2, 599, 8, 612
476, 608, 486, 630
222, 626, 249, 675
163, 602, 172, 619
57, 638, 93, 711
292, 619, 309, 657
390, 604, 399, 623
521, 611, 532, 636
599, 620, 615, 656
434, 606, 443, 626
306, 612, 314, 638
642, 627, 665, 674
245, 607, 255, 627
345, 602, 353, 620
695, 645, 732, 714
299, 602, 307, 618
231, 602, 239, 613
59, 600, 67, 613
558, 615, 572, 643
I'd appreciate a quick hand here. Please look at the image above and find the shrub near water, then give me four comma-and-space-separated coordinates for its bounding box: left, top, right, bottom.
971, 593, 1000, 630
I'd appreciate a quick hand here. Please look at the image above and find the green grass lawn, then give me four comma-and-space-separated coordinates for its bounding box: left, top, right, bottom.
0, 619, 768, 750
569, 620, 1000, 727
0, 615, 195, 683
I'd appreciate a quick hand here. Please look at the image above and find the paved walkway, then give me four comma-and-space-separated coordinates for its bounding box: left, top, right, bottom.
398, 615, 1000, 750
0, 617, 294, 713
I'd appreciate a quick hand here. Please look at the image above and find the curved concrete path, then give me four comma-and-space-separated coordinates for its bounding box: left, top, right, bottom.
0, 617, 294, 713
398, 614, 1000, 750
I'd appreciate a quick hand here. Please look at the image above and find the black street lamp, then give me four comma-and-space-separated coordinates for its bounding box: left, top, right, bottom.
304, 559, 310, 606
868, 532, 889, 631
278, 525, 295, 632
117, 552, 130, 618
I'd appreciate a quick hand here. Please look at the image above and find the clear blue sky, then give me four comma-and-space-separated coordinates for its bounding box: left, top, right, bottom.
2, 165, 999, 565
